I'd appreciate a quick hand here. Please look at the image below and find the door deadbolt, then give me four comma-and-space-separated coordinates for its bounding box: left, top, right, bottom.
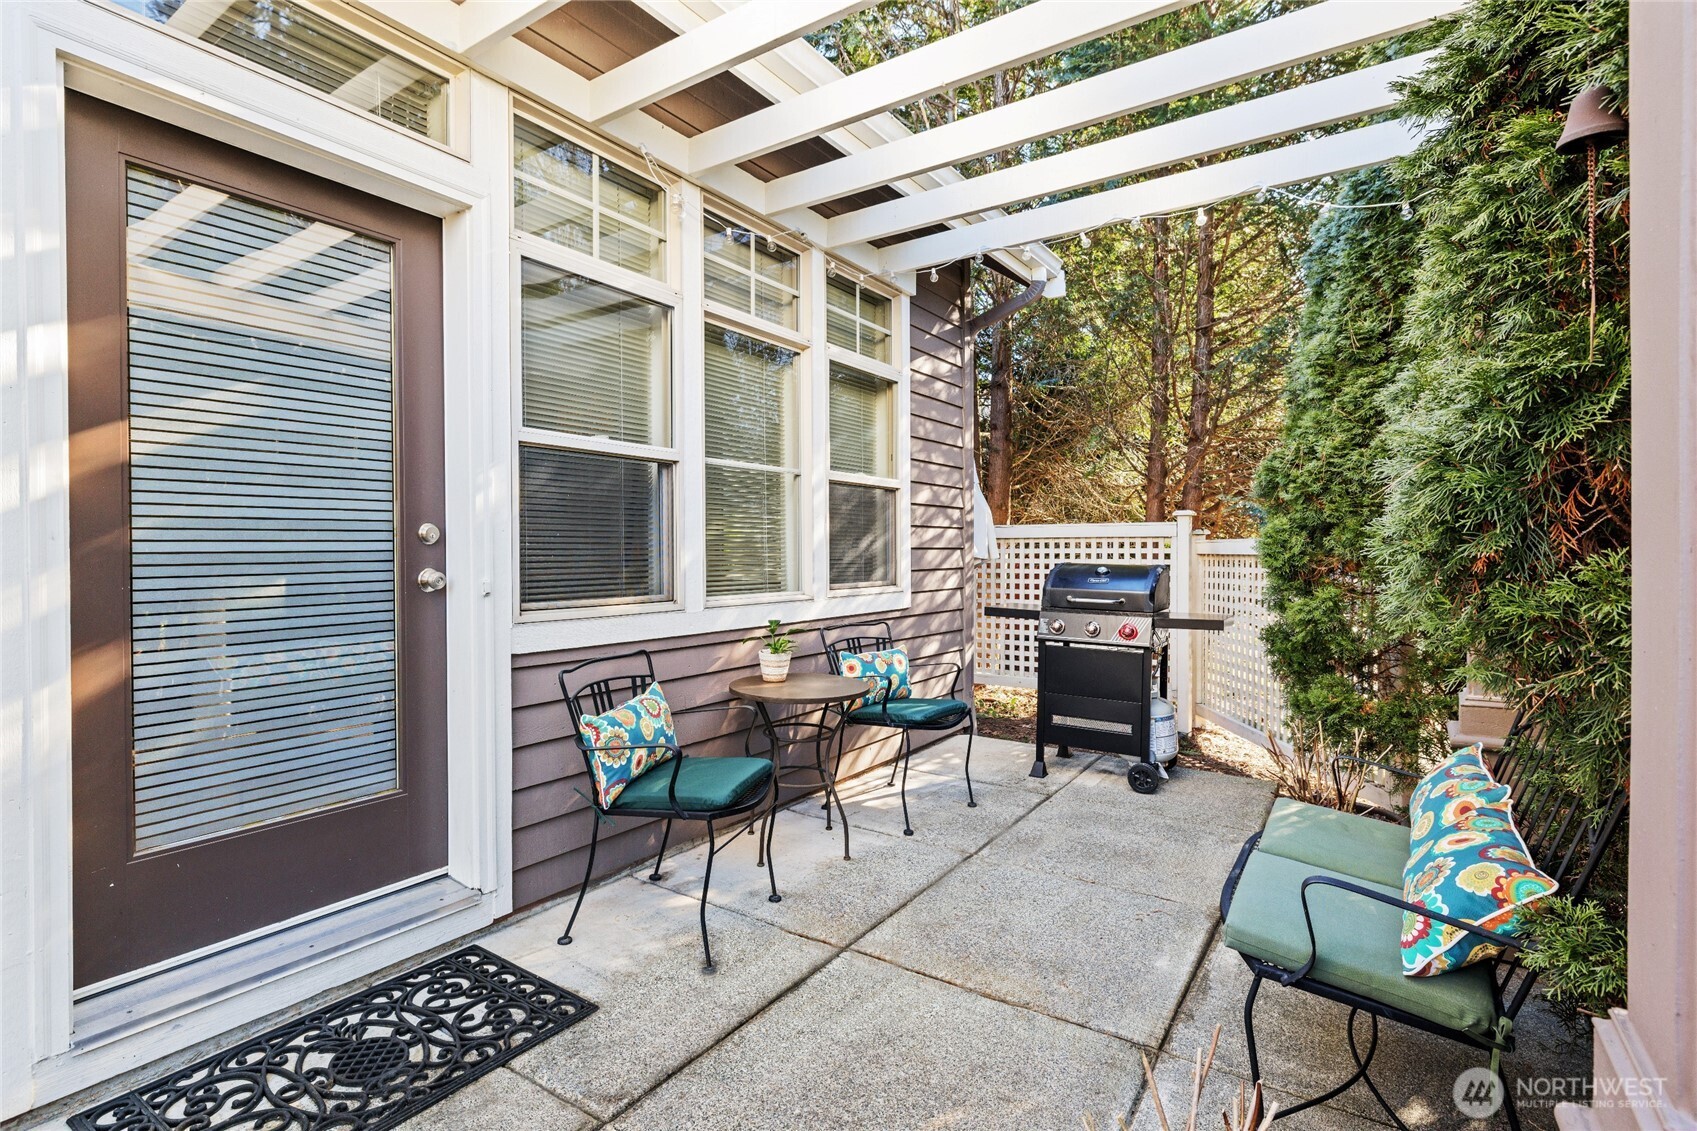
418, 522, 442, 545
417, 568, 447, 593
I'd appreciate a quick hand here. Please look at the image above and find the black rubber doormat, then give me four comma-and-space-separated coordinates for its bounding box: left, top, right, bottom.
69, 945, 596, 1130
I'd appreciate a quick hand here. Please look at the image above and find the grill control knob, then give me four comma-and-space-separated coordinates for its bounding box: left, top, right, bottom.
1048, 618, 1066, 635
1085, 620, 1101, 637
1117, 622, 1139, 642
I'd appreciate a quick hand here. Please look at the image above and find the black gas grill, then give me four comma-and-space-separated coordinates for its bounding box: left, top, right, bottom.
987, 562, 1223, 794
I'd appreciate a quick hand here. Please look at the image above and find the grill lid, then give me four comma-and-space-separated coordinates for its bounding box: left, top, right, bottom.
1041, 562, 1170, 614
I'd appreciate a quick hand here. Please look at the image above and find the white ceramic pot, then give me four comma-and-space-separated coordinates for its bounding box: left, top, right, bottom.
758, 650, 791, 682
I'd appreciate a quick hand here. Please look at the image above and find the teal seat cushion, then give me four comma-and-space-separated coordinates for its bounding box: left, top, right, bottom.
1223, 849, 1500, 1040
609, 756, 772, 813
847, 697, 970, 728
1256, 798, 1411, 888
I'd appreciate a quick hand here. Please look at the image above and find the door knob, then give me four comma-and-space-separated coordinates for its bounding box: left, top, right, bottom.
417, 568, 447, 593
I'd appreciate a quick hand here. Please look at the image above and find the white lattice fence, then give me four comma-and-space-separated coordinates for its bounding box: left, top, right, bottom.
974, 523, 1176, 689
1194, 539, 1287, 747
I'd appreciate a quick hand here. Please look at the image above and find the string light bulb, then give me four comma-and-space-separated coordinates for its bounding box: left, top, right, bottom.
974, 251, 985, 266
1196, 207, 1208, 226
1079, 231, 1091, 248
1401, 202, 1414, 220
929, 267, 939, 282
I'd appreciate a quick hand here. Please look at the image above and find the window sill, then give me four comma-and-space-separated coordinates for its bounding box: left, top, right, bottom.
511, 588, 914, 655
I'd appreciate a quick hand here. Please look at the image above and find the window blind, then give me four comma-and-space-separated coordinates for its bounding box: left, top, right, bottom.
706, 466, 793, 597
825, 276, 892, 362
704, 326, 795, 596
124, 165, 400, 853
829, 483, 896, 589
521, 263, 667, 446
829, 365, 891, 477
514, 119, 665, 278
520, 445, 670, 608
702, 213, 799, 329
116, 0, 448, 141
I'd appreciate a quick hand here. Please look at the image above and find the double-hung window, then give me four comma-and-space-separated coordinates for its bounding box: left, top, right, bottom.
513, 118, 676, 613
828, 362, 898, 589
825, 275, 892, 363
702, 214, 804, 599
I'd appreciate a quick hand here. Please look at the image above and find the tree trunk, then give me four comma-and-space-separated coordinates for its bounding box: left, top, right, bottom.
1145, 216, 1173, 521
983, 313, 1014, 523
1180, 207, 1215, 514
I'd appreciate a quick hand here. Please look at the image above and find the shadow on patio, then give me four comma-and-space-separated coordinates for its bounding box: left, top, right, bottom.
436, 736, 1588, 1131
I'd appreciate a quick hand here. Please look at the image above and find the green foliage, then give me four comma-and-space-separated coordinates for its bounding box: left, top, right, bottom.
1362, 0, 1631, 1014
744, 618, 794, 655
1374, 0, 1630, 808
1255, 169, 1454, 764
1520, 894, 1628, 1023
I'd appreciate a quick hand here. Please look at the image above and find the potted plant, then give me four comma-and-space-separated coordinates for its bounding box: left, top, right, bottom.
746, 618, 794, 682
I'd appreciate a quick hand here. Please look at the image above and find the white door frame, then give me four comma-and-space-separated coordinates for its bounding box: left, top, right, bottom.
0, 1, 515, 1116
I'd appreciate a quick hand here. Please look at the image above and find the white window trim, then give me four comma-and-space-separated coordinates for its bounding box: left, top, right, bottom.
510, 203, 913, 653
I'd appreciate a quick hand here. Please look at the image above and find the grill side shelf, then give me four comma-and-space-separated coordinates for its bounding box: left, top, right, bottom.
1152, 614, 1229, 631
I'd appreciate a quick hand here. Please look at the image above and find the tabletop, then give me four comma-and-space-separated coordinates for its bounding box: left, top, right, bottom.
728, 672, 873, 704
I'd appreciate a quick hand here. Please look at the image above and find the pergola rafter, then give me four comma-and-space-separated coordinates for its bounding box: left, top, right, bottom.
685, 0, 1190, 173
345, 0, 1466, 288
585, 0, 880, 124
763, 0, 1464, 216
826, 51, 1436, 247
875, 120, 1429, 275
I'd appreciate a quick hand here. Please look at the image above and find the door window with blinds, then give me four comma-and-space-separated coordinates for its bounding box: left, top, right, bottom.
518, 260, 674, 610
112, 0, 450, 142
829, 364, 898, 589
704, 326, 799, 598
123, 164, 400, 851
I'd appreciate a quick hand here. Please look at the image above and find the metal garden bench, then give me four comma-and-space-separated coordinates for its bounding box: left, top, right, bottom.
1218, 719, 1627, 1130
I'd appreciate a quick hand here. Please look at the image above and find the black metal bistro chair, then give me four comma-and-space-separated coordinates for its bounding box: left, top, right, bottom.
821, 622, 975, 837
556, 649, 778, 973
1218, 718, 1628, 1130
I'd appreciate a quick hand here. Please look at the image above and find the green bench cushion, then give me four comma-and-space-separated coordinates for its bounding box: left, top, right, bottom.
847, 697, 970, 728
1256, 798, 1411, 888
1224, 849, 1499, 1040
609, 756, 772, 813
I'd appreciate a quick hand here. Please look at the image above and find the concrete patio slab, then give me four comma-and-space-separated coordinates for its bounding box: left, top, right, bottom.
1162, 941, 1586, 1130
974, 775, 1262, 910
1062, 755, 1278, 835
1129, 1051, 1385, 1131
800, 763, 1043, 854
906, 732, 1100, 793
405, 1067, 596, 1131
854, 856, 1217, 1047
606, 952, 1147, 1131
484, 877, 836, 1121
650, 808, 964, 947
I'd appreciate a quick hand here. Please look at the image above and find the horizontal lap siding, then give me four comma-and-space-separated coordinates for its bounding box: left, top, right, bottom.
509, 267, 977, 911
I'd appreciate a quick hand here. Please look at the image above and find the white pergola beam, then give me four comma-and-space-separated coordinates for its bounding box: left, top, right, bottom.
459, 0, 575, 57
687, 0, 1188, 172
877, 119, 1428, 274
767, 0, 1465, 214
588, 0, 880, 124
829, 51, 1436, 246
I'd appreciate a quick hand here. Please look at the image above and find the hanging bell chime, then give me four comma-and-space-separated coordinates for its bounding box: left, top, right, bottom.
1556, 85, 1627, 359
1556, 85, 1627, 154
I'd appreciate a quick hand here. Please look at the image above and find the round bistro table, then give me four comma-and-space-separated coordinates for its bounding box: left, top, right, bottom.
730, 672, 873, 863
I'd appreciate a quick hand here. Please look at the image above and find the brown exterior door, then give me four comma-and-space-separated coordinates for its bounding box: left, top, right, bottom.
66, 93, 448, 989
